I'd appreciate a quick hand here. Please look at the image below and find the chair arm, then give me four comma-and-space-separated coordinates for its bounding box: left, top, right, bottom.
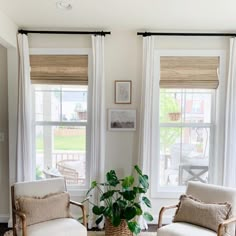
70, 200, 87, 226
158, 205, 178, 229
13, 209, 27, 236
217, 216, 236, 236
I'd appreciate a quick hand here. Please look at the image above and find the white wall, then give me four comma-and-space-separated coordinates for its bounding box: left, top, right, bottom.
0, 44, 10, 222
0, 9, 18, 48
0, 8, 18, 223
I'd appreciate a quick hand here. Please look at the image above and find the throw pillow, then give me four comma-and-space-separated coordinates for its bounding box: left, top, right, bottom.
173, 194, 232, 234
16, 192, 71, 226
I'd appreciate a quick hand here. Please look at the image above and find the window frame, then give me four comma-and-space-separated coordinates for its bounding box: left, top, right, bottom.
30, 48, 92, 196
150, 49, 226, 198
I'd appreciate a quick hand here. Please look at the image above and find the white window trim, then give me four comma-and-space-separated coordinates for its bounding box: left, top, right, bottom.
150, 49, 226, 199
30, 48, 92, 196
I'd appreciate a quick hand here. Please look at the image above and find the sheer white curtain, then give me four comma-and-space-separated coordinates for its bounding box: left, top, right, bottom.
138, 36, 157, 229
223, 38, 236, 187
88, 35, 106, 229
16, 33, 33, 182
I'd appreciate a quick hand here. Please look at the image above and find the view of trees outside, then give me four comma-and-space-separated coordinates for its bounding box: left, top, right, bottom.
159, 89, 212, 187
34, 85, 88, 185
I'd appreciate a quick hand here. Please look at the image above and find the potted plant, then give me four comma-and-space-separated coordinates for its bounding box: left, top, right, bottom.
86, 165, 153, 235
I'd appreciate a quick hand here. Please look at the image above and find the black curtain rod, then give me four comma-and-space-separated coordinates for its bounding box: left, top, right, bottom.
137, 32, 236, 37
18, 29, 111, 36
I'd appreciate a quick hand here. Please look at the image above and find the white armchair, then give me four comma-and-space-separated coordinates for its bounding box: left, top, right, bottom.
11, 178, 87, 236
157, 181, 236, 236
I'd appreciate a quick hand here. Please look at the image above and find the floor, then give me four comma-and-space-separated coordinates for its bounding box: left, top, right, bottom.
0, 224, 9, 236
0, 224, 157, 236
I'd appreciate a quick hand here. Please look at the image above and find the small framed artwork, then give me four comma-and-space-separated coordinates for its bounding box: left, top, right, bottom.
115, 80, 132, 104
108, 109, 136, 131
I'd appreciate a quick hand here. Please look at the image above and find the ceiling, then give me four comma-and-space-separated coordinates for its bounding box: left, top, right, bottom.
1, 0, 236, 32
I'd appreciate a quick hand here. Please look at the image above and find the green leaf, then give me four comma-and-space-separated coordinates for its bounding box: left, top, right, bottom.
92, 206, 101, 215
106, 170, 119, 187
122, 176, 134, 188
143, 212, 154, 222
117, 199, 127, 209
128, 221, 141, 235
92, 206, 105, 215
119, 190, 136, 201
133, 187, 146, 194
96, 215, 103, 225
124, 206, 137, 221
100, 190, 116, 201
112, 202, 121, 226
134, 203, 143, 215
142, 196, 151, 208
139, 175, 149, 189
91, 180, 97, 188
104, 207, 112, 217
134, 165, 143, 176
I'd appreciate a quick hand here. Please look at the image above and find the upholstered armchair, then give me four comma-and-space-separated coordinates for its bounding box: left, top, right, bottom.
11, 178, 87, 236
157, 181, 236, 236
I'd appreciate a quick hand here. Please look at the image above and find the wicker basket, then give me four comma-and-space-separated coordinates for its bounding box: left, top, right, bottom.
105, 218, 132, 236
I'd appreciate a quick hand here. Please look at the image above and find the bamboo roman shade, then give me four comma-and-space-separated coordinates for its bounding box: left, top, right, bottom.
30, 55, 88, 85
160, 56, 219, 89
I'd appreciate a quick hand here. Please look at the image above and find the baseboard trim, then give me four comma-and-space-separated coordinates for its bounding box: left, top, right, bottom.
0, 214, 10, 223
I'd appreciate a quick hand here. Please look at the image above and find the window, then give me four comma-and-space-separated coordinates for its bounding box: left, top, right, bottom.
159, 88, 214, 188
30, 50, 91, 190
151, 50, 225, 197
34, 84, 89, 188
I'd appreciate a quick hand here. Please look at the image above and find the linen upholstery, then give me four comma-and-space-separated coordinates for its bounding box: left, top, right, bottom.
157, 222, 216, 236
157, 182, 236, 236
187, 181, 236, 234
14, 178, 66, 198
16, 192, 70, 226
173, 195, 232, 232
12, 178, 87, 236
17, 218, 87, 236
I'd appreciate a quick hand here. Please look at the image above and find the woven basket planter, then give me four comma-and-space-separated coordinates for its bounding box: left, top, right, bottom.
105, 218, 132, 236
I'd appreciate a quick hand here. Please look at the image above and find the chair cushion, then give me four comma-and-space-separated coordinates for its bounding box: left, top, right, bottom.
16, 192, 70, 226
173, 195, 232, 233
157, 222, 216, 236
14, 178, 66, 198
17, 218, 87, 236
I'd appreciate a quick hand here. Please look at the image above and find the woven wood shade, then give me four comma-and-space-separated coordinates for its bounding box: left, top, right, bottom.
30, 55, 88, 85
160, 56, 219, 89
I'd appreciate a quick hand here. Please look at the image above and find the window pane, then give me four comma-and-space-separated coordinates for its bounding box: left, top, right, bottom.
35, 85, 61, 122
184, 90, 212, 123
34, 85, 88, 122
62, 87, 87, 122
160, 89, 182, 123
159, 127, 209, 187
36, 125, 86, 186
160, 127, 181, 187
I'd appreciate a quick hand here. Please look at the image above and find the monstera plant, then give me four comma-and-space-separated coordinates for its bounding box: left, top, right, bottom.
86, 165, 153, 235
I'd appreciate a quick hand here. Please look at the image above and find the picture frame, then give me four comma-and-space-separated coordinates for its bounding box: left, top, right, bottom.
115, 80, 132, 104
108, 109, 136, 131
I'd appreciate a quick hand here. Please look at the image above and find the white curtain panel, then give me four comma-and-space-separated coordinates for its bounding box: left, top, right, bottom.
138, 36, 156, 230
16, 34, 33, 182
223, 38, 236, 187
88, 35, 106, 229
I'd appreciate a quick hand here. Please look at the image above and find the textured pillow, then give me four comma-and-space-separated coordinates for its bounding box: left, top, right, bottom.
16, 192, 71, 226
173, 195, 232, 234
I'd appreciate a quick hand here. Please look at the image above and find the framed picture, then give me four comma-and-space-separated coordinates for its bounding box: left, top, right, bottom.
115, 80, 132, 104
108, 109, 136, 131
